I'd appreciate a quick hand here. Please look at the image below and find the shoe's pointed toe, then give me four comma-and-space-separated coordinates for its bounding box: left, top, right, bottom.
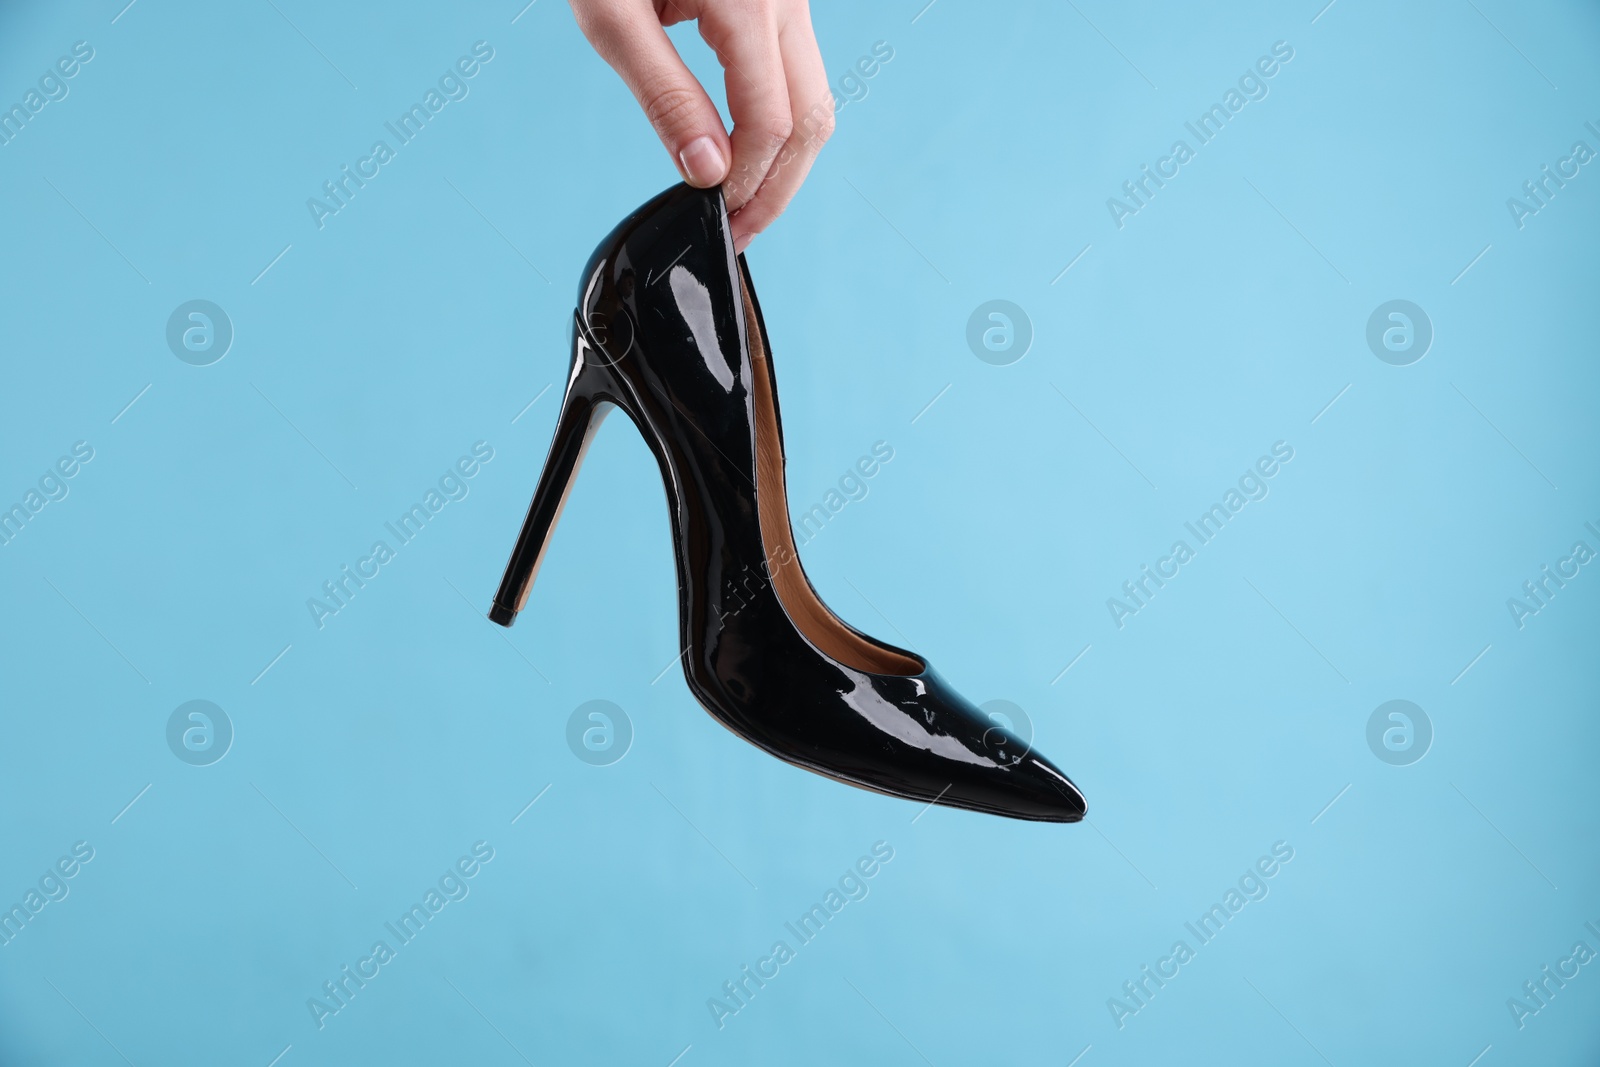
991, 750, 1088, 823
917, 681, 1087, 823
751, 662, 1088, 823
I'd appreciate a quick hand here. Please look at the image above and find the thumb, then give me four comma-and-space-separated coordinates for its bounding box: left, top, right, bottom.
574, 6, 731, 187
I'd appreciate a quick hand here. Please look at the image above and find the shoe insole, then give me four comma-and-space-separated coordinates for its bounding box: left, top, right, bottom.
742, 277, 924, 677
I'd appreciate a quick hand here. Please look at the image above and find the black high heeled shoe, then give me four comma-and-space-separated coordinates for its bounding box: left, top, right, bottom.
489, 184, 1086, 823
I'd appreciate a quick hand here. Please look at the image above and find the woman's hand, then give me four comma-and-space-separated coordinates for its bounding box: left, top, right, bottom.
569, 0, 834, 251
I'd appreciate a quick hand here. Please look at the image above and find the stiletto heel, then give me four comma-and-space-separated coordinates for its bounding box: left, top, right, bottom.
488, 323, 613, 627
486, 183, 1086, 822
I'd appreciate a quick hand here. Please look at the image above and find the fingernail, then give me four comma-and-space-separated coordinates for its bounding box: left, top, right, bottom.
678, 136, 726, 187
734, 233, 754, 254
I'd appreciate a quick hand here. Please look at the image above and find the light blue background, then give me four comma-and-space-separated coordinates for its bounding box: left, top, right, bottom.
2, 1, 1597, 1064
